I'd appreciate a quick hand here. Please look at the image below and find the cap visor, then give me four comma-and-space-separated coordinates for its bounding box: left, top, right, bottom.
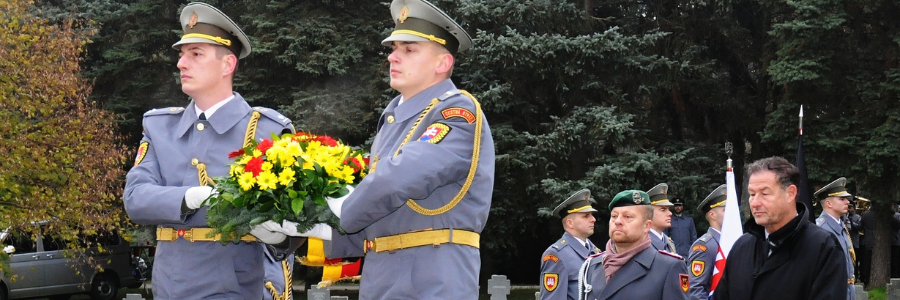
381, 34, 431, 47
172, 38, 222, 50
574, 208, 598, 213
652, 201, 674, 207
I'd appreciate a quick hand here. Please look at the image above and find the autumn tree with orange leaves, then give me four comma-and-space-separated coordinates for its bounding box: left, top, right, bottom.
0, 0, 129, 268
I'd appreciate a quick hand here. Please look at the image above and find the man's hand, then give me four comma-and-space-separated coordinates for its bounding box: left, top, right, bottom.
249, 223, 288, 244
184, 186, 217, 209
325, 186, 354, 218
261, 220, 333, 240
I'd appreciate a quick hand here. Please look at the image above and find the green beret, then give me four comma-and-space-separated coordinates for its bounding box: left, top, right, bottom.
609, 190, 651, 210
551, 189, 597, 218
814, 177, 852, 201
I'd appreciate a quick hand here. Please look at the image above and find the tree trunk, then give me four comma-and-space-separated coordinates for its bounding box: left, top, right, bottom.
868, 202, 893, 289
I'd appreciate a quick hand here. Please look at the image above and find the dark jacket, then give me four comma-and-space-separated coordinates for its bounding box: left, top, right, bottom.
712, 203, 846, 300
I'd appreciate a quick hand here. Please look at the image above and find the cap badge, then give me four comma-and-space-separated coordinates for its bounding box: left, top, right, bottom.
398, 5, 409, 23
632, 191, 642, 204
188, 12, 198, 29
584, 194, 589, 201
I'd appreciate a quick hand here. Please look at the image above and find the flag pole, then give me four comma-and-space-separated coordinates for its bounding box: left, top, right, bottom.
711, 142, 743, 294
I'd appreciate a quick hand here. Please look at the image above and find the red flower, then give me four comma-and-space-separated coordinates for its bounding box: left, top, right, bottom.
244, 157, 264, 176
314, 136, 338, 147
228, 149, 245, 159
256, 139, 274, 153
347, 157, 364, 172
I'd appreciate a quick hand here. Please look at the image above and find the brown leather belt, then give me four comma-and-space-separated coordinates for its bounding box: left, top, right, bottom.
364, 228, 479, 253
156, 227, 256, 243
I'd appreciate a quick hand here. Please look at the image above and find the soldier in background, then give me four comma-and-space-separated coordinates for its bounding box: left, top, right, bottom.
577, 190, 689, 300
687, 184, 726, 300
814, 177, 855, 299
646, 183, 677, 254
667, 197, 698, 256
540, 189, 600, 300
844, 200, 861, 281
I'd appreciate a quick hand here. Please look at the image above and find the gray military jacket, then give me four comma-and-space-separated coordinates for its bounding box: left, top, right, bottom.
328, 79, 495, 299
579, 244, 689, 300
540, 232, 601, 300
124, 93, 294, 300
687, 228, 720, 300
817, 213, 854, 300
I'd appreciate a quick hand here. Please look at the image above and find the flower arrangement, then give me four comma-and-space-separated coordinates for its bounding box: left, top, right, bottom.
205, 132, 368, 244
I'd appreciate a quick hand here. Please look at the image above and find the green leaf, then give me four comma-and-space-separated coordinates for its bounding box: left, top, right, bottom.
291, 198, 304, 215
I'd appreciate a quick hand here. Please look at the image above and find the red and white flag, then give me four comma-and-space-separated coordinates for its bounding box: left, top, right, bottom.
711, 164, 743, 293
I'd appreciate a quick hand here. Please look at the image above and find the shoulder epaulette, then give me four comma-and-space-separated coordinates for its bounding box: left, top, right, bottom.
697, 233, 712, 243
253, 107, 292, 125
438, 90, 461, 101
550, 239, 568, 250
658, 250, 683, 260
815, 216, 826, 226
143, 107, 185, 117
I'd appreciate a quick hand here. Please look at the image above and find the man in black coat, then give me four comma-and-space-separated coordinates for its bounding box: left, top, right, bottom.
712, 157, 846, 300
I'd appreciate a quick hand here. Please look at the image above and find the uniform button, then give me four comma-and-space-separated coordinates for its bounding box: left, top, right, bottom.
196, 123, 205, 131
191, 158, 199, 166
387, 116, 395, 124
169, 107, 178, 112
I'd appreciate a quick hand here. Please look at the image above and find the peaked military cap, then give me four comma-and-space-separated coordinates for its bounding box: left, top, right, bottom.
671, 197, 685, 206
172, 2, 252, 59
814, 177, 852, 201
382, 0, 473, 53
698, 184, 727, 213
551, 189, 597, 218
609, 190, 651, 210
646, 183, 673, 206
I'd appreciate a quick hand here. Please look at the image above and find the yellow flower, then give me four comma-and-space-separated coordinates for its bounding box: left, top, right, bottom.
278, 168, 296, 186
261, 161, 273, 172
257, 171, 278, 190
285, 142, 302, 157
229, 164, 242, 177
238, 172, 256, 191
253, 149, 263, 157
238, 155, 253, 165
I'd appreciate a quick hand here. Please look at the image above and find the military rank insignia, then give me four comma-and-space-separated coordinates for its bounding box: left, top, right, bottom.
418, 123, 450, 144
680, 274, 689, 292
134, 142, 149, 166
441, 107, 475, 123
542, 254, 559, 263
543, 273, 559, 292
691, 244, 707, 252
691, 260, 705, 276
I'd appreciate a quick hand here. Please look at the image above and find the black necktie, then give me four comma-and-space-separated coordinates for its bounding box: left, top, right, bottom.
199, 112, 207, 120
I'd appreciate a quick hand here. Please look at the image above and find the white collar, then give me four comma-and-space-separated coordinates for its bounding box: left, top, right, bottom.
650, 228, 664, 239
195, 94, 234, 119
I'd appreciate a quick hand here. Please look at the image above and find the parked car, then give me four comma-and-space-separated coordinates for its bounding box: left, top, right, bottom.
0, 222, 143, 300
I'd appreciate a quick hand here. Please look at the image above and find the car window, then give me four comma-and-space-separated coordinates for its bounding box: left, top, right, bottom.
41, 234, 66, 251
9, 233, 37, 253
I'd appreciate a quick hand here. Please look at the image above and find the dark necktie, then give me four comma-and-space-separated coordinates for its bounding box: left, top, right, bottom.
199, 112, 207, 120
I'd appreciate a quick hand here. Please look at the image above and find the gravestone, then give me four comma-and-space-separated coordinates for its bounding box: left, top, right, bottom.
854, 284, 867, 300
488, 274, 511, 300
889, 278, 900, 299
331, 297, 349, 300
308, 285, 330, 300
124, 295, 145, 300
535, 291, 541, 300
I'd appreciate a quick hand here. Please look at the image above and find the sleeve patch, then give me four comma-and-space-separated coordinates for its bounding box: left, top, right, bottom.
134, 142, 149, 166
542, 254, 559, 263
680, 274, 689, 292
418, 123, 451, 144
691, 260, 706, 276
692, 244, 707, 252
441, 107, 475, 123
543, 273, 559, 292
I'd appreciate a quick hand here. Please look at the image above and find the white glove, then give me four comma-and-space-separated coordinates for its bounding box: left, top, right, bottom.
184, 186, 217, 209
325, 186, 354, 218
249, 223, 287, 244
262, 220, 333, 240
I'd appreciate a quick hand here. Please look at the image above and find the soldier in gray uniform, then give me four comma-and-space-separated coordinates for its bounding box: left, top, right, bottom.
261, 0, 495, 298
687, 184, 726, 300
540, 189, 600, 300
646, 183, 677, 254
263, 251, 293, 300
124, 3, 301, 299
578, 190, 689, 300
814, 177, 855, 300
